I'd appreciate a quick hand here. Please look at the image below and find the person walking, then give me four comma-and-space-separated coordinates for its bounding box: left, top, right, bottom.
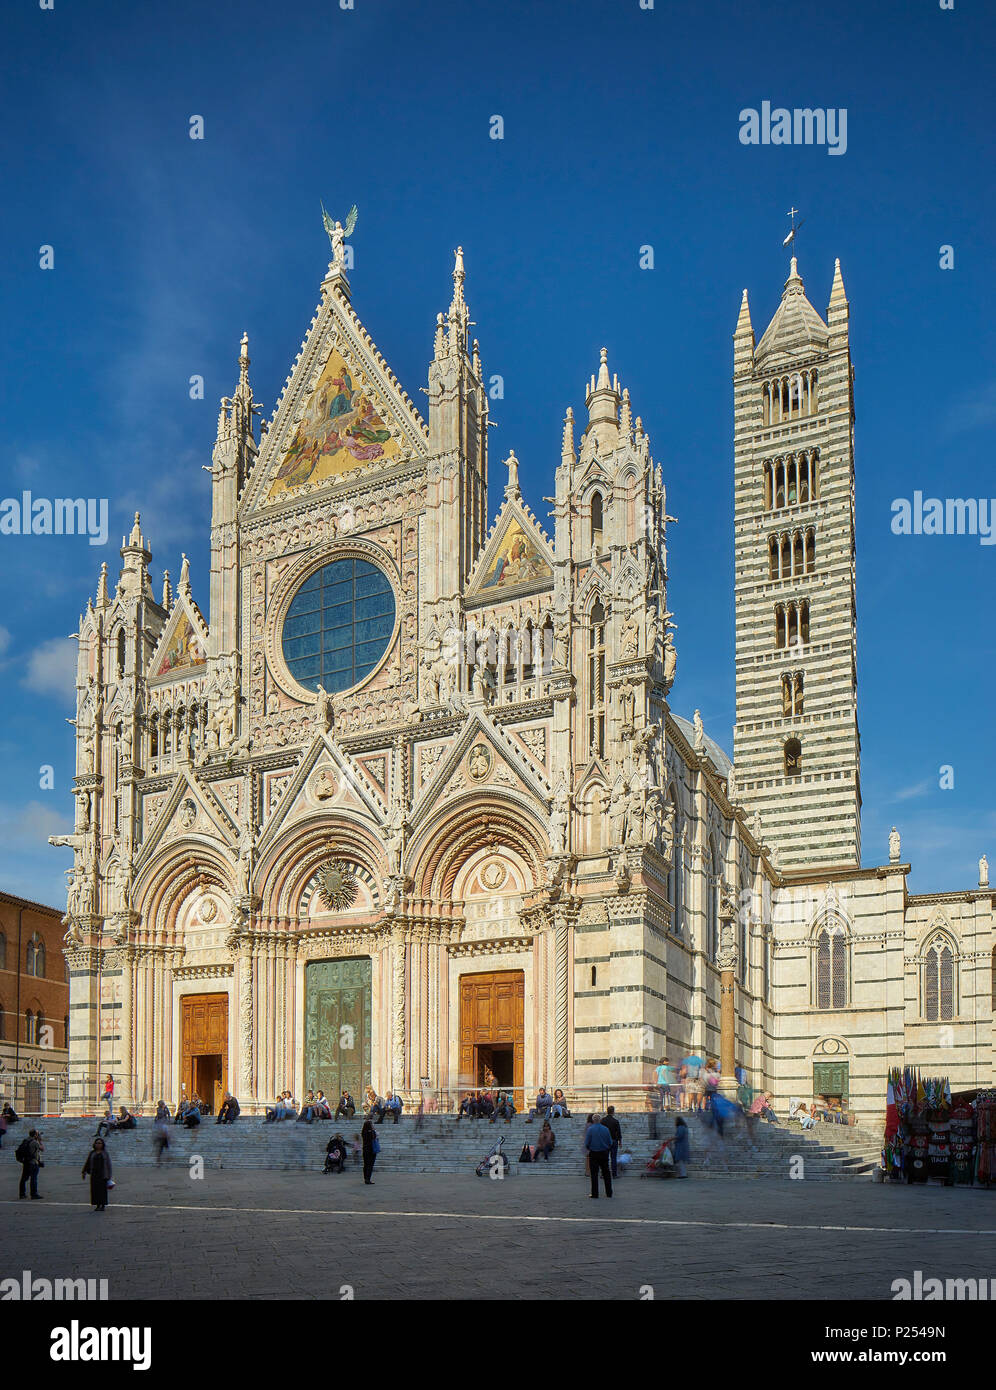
361, 1117, 378, 1185
584, 1114, 614, 1199
602, 1105, 623, 1179
672, 1114, 691, 1178
153, 1116, 170, 1165
17, 1128, 44, 1199
82, 1136, 113, 1211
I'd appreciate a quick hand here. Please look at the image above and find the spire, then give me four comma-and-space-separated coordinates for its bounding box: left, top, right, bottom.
754, 257, 830, 366
620, 387, 633, 439
733, 287, 756, 377
785, 255, 804, 293
445, 246, 470, 356
161, 569, 173, 610
96, 562, 109, 609
504, 449, 521, 501
827, 257, 849, 337
238, 331, 250, 390
561, 406, 576, 464
119, 512, 153, 600
584, 347, 621, 450
734, 288, 754, 339
433, 311, 446, 360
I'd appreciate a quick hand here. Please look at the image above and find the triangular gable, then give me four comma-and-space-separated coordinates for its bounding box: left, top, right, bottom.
411, 708, 551, 826
243, 277, 429, 514
465, 497, 554, 600
254, 731, 388, 856
147, 593, 210, 684
135, 769, 232, 871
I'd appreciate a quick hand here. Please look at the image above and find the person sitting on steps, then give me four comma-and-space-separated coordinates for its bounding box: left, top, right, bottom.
526, 1087, 553, 1122
216, 1092, 240, 1124
383, 1092, 403, 1123
549, 1088, 571, 1119
334, 1090, 355, 1120
535, 1121, 556, 1161
298, 1090, 320, 1123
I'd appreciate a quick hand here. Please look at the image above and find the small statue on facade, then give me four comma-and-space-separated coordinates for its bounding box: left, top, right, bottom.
693, 708, 705, 753
548, 779, 570, 856
889, 826, 901, 864
313, 684, 334, 733
980, 854, 990, 889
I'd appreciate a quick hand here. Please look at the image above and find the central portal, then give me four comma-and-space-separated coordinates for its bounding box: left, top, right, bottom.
305, 957, 372, 1103
180, 993, 228, 1113
458, 970, 524, 1103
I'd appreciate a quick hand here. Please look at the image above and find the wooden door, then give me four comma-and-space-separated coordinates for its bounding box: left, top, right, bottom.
459, 971, 524, 1103
180, 994, 228, 1107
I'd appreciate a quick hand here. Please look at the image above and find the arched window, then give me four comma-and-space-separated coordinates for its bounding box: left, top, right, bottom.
26, 933, 45, 978
768, 535, 779, 579
25, 1009, 36, 1045
502, 627, 516, 686
521, 621, 535, 681
815, 919, 848, 1008
805, 528, 816, 573
116, 628, 126, 678
775, 605, 786, 649
775, 462, 785, 508
588, 600, 606, 757
706, 838, 720, 959
763, 463, 773, 510
784, 737, 802, 776
923, 935, 956, 1021
590, 491, 604, 550
780, 534, 791, 577
666, 789, 683, 936
800, 599, 810, 644
793, 672, 804, 716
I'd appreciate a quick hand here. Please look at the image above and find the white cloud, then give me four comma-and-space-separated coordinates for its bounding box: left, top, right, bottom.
0, 800, 74, 851
0, 626, 11, 656
22, 636, 77, 703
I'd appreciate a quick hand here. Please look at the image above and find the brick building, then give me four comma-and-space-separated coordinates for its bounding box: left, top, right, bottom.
0, 890, 70, 1108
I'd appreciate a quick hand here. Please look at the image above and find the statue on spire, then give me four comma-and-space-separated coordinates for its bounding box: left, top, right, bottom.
322, 202, 358, 268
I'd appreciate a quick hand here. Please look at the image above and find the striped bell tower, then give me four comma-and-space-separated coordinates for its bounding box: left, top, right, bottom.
732, 257, 861, 869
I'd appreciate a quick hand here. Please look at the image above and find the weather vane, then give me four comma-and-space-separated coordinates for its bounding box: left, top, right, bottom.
782, 206, 805, 250
321, 201, 358, 267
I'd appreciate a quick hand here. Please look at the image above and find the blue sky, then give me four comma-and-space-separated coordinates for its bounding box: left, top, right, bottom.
0, 0, 993, 904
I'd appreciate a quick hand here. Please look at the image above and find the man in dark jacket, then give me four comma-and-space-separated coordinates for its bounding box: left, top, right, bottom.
584, 1115, 613, 1199
18, 1129, 44, 1199
602, 1105, 623, 1178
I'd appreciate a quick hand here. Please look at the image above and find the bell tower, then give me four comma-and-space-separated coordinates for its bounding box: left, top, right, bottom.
732, 258, 860, 869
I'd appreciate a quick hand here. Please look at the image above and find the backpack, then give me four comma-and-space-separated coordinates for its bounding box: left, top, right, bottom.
519, 1142, 532, 1163
15, 1139, 31, 1163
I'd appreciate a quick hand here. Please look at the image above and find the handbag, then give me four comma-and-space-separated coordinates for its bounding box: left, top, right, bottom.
107, 1179, 116, 1189
519, 1142, 532, 1163
371, 1135, 381, 1155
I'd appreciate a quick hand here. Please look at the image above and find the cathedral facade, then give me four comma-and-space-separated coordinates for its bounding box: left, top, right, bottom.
54, 240, 995, 1120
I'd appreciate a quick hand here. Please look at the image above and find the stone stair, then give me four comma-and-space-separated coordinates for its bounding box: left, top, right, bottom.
0, 1111, 882, 1180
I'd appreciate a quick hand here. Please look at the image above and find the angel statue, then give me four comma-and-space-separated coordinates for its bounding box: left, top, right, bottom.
322, 202, 358, 268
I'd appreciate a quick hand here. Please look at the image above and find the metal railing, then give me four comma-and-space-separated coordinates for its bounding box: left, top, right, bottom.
0, 1071, 69, 1117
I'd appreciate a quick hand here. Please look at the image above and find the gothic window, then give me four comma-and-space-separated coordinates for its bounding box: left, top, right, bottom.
25, 1009, 34, 1044
768, 535, 779, 579
162, 709, 172, 757
775, 605, 786, 649
787, 456, 797, 505
793, 672, 804, 716
781, 673, 792, 716
149, 715, 159, 759
775, 461, 786, 508
26, 933, 45, 978
588, 600, 606, 758
763, 463, 773, 509
521, 621, 535, 681
809, 370, 819, 414
780, 534, 791, 577
814, 920, 848, 1008
793, 530, 803, 574
811, 450, 820, 499
784, 737, 802, 776
707, 838, 720, 959
800, 599, 810, 643
923, 936, 956, 1021
787, 603, 798, 647
116, 628, 126, 678
805, 528, 816, 573
502, 627, 516, 686
590, 491, 604, 550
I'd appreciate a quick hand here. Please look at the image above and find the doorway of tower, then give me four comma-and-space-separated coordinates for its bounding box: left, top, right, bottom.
180, 993, 228, 1114
459, 971, 524, 1106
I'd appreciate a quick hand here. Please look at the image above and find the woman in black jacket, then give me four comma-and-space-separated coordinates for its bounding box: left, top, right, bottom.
82, 1137, 113, 1211
360, 1118, 377, 1185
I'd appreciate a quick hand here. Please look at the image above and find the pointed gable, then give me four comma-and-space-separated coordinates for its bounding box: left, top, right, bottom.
244, 269, 429, 513
466, 495, 554, 600
147, 591, 209, 684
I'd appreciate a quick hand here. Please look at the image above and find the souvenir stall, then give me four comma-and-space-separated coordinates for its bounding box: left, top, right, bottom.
883, 1068, 955, 1184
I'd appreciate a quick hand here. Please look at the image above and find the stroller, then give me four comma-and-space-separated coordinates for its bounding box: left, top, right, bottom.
475, 1132, 509, 1177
